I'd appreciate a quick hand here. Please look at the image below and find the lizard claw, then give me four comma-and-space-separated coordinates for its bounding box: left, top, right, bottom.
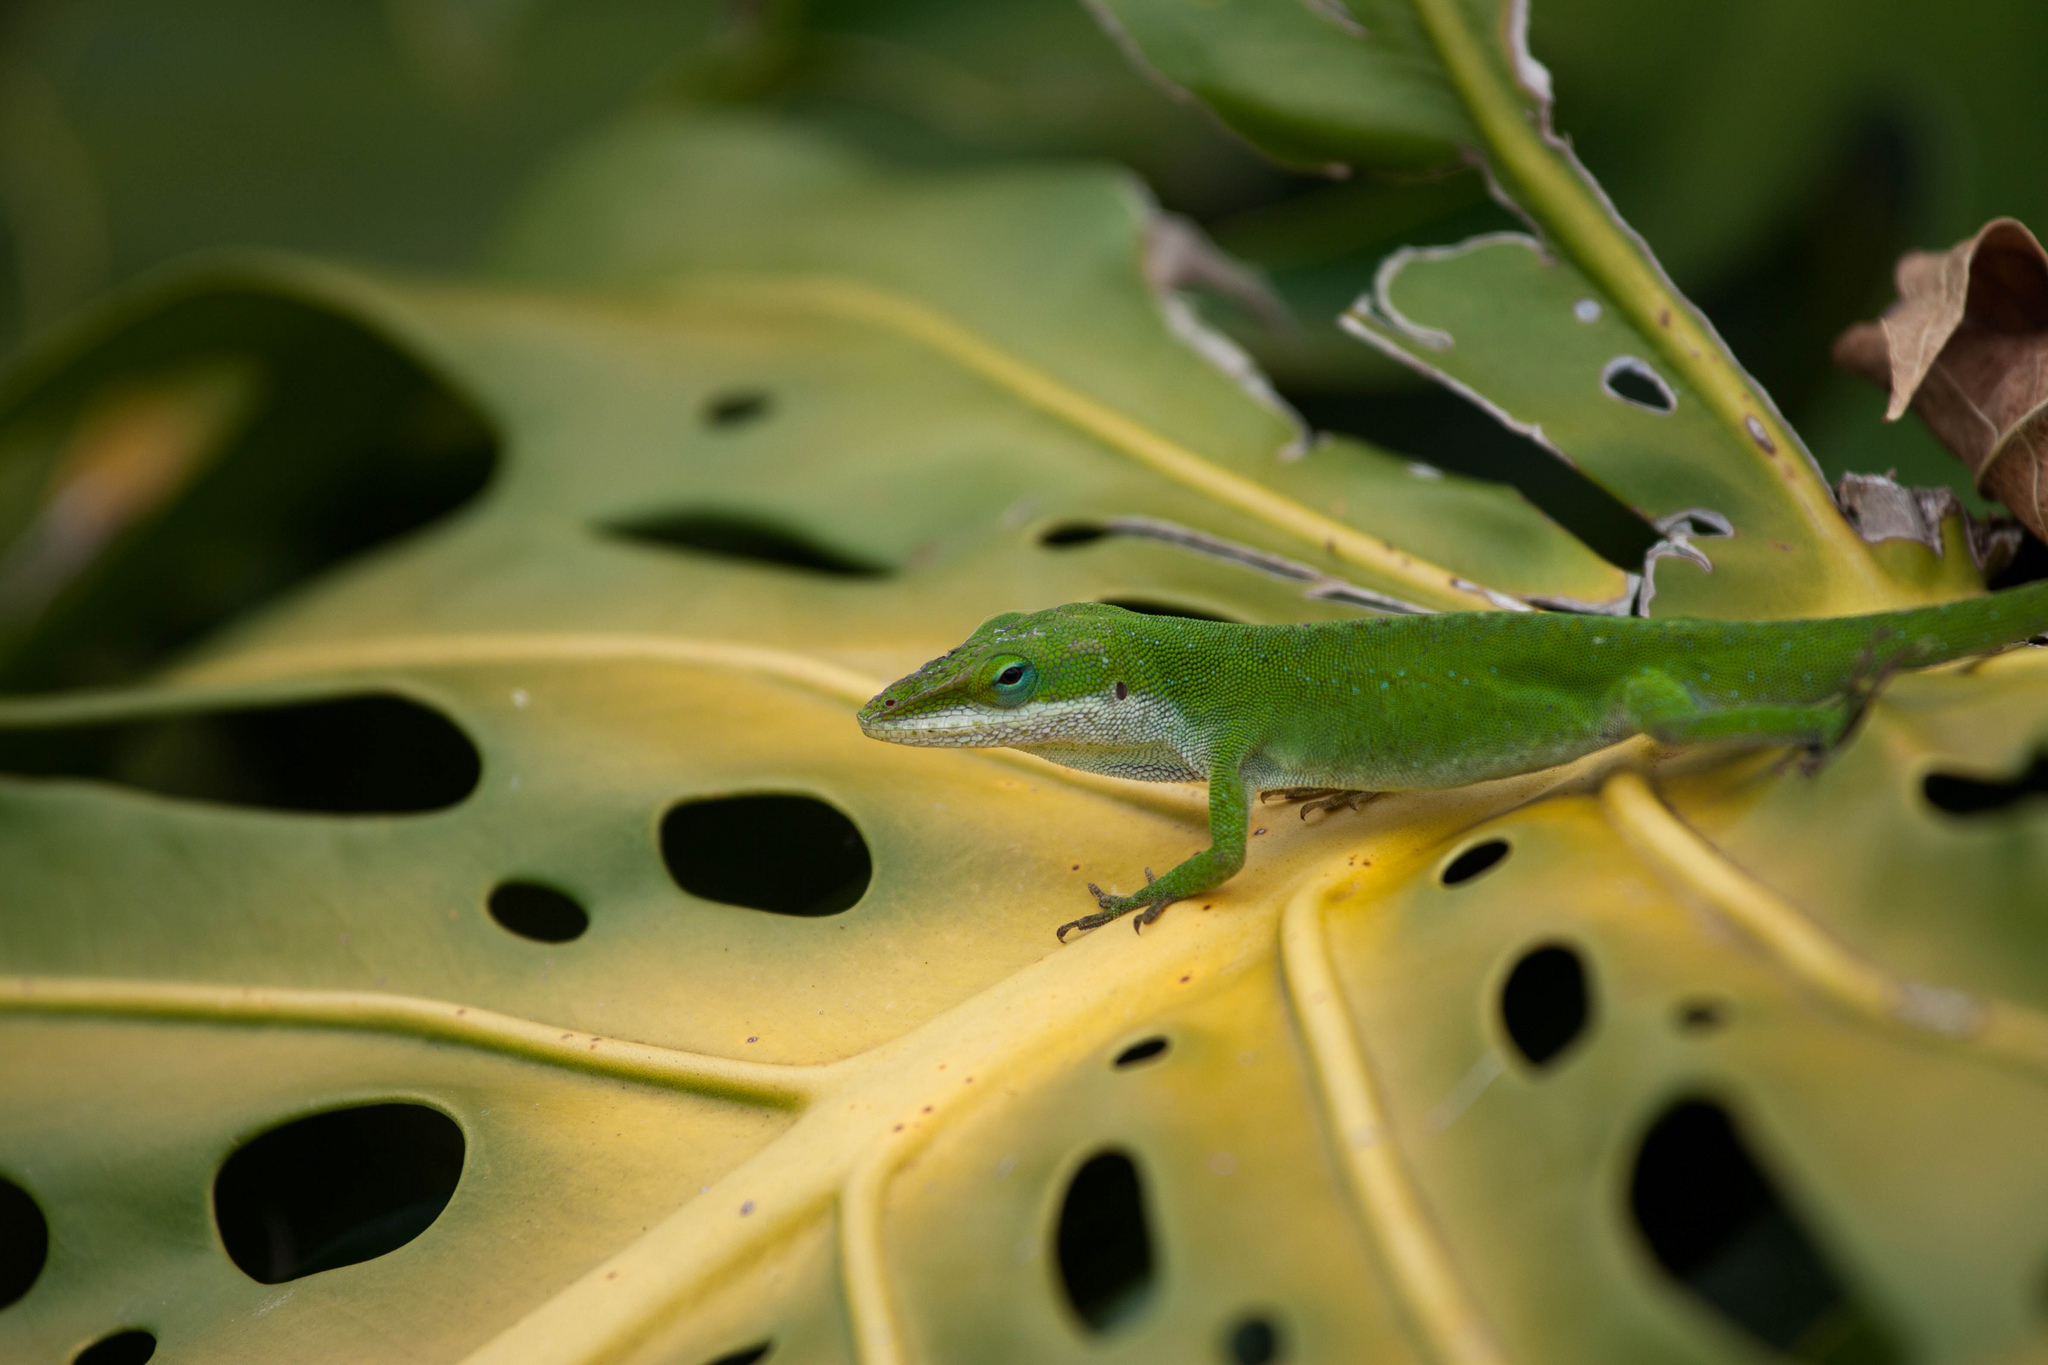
1132, 897, 1175, 933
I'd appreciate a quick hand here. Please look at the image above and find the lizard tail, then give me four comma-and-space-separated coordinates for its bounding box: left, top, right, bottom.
1850, 576, 2048, 669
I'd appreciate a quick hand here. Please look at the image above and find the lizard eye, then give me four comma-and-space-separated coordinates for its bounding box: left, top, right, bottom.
982, 655, 1037, 707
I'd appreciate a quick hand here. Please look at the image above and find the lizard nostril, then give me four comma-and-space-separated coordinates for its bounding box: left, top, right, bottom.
1115, 681, 1128, 700
884, 699, 896, 707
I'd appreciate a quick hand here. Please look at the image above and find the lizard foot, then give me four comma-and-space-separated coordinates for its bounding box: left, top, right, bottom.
1259, 787, 1382, 822
1060, 869, 1175, 942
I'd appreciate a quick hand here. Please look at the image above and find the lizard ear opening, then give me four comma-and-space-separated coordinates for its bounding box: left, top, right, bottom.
980, 655, 1038, 708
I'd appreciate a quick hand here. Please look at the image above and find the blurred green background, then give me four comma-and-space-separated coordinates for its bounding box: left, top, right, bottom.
2, 0, 2042, 529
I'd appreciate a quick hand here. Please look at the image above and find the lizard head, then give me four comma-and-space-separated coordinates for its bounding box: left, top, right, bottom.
857, 602, 1152, 749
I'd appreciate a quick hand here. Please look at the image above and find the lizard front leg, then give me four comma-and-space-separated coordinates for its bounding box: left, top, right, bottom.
1058, 755, 1249, 942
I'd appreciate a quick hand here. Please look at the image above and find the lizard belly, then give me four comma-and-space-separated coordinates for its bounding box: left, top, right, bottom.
1245, 706, 1629, 792
1019, 741, 1204, 783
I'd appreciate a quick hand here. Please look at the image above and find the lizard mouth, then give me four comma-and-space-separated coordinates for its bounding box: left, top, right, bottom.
857, 705, 992, 746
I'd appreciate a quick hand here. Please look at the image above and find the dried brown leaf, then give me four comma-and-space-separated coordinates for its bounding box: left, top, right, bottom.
1834, 217, 2048, 540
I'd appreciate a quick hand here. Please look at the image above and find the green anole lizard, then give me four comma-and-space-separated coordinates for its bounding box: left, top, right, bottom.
857, 584, 2048, 940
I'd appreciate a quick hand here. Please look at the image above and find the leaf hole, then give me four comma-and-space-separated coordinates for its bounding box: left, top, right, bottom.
1056, 1149, 1156, 1333
0, 694, 481, 814
700, 1344, 772, 1365
1224, 1314, 1284, 1364
703, 390, 771, 427
1097, 598, 1238, 623
1441, 838, 1509, 886
487, 881, 589, 943
1113, 1036, 1169, 1068
1630, 1098, 1900, 1360
0, 1175, 48, 1310
1600, 356, 1677, 414
660, 794, 871, 916
214, 1102, 465, 1284
73, 1330, 157, 1365
602, 512, 887, 578
1923, 753, 2048, 815
1039, 522, 1109, 547
1499, 942, 1590, 1067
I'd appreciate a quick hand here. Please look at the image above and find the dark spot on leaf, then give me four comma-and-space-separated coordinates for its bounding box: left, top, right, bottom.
0, 694, 480, 813
1098, 598, 1237, 622
1499, 943, 1591, 1067
1225, 1314, 1284, 1364
1676, 999, 1728, 1032
1056, 1150, 1156, 1332
487, 881, 588, 943
1039, 522, 1109, 547
703, 390, 770, 427
1441, 839, 1509, 886
1113, 1036, 1169, 1068
0, 1175, 48, 1309
72, 1329, 157, 1365
1923, 753, 2048, 814
602, 512, 887, 577
1630, 1098, 1901, 1360
661, 794, 870, 916
214, 1103, 464, 1283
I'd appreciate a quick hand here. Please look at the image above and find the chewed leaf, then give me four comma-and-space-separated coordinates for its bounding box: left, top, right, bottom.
1089, 0, 1932, 616
1834, 217, 2048, 541
485, 111, 1593, 613
1344, 234, 1871, 616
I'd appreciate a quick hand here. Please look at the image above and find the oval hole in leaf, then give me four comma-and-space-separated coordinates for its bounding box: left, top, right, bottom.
661, 794, 871, 917
1055, 1149, 1156, 1333
1097, 598, 1238, 623
0, 694, 481, 813
703, 390, 771, 427
0, 1175, 48, 1309
1499, 942, 1591, 1067
1039, 523, 1109, 547
1225, 1314, 1283, 1364
1113, 1036, 1169, 1068
72, 1329, 157, 1365
700, 1345, 771, 1365
213, 1102, 465, 1284
1923, 755, 2048, 815
487, 881, 589, 943
1600, 356, 1677, 414
1441, 838, 1509, 886
1629, 1098, 1900, 1360
0, 293, 498, 693
601, 513, 888, 578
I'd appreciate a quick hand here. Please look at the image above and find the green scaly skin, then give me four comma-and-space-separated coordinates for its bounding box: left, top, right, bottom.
857, 584, 2048, 940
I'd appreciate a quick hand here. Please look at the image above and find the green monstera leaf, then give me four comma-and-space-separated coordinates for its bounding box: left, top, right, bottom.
3, 11, 2047, 1365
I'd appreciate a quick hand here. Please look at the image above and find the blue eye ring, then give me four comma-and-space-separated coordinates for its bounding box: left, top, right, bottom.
982, 655, 1037, 707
